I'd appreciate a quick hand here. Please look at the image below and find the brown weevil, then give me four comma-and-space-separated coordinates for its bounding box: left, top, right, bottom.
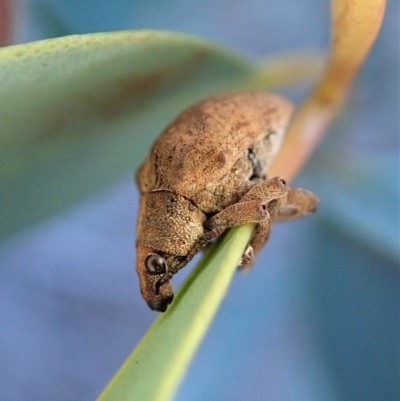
135, 91, 319, 312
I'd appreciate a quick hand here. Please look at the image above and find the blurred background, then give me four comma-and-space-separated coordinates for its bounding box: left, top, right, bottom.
0, 1, 398, 400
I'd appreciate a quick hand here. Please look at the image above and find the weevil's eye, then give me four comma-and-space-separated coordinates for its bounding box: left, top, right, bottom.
145, 254, 167, 274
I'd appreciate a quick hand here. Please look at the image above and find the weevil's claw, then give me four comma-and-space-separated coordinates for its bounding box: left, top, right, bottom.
238, 245, 255, 272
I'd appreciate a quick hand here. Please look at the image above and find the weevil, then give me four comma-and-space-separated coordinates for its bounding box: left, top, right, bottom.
135, 91, 319, 312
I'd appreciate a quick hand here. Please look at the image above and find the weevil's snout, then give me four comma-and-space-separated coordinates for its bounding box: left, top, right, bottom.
136, 245, 175, 312
146, 286, 174, 312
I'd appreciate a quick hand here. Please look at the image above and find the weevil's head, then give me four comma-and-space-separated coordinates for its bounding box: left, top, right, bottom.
135, 245, 177, 312
135, 191, 207, 312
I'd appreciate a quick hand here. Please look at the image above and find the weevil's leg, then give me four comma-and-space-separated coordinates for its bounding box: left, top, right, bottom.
204, 176, 286, 231
203, 177, 287, 271
240, 186, 319, 270
238, 176, 287, 203
169, 177, 287, 275
271, 187, 319, 222
239, 218, 271, 271
169, 199, 273, 275
205, 199, 270, 230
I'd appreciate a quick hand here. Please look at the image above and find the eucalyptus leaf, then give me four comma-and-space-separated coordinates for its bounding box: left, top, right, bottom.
0, 30, 257, 238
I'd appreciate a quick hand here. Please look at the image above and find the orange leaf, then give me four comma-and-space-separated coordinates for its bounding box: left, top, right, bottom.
269, 0, 386, 181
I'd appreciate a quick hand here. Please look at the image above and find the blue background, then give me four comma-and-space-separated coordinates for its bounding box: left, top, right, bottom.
1, 1, 399, 400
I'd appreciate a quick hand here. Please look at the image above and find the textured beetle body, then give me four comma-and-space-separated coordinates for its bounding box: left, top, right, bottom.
136, 91, 292, 213
135, 91, 318, 312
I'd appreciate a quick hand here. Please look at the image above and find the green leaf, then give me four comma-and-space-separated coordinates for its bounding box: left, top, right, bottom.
0, 31, 245, 238
96, 224, 253, 401
0, 30, 320, 239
